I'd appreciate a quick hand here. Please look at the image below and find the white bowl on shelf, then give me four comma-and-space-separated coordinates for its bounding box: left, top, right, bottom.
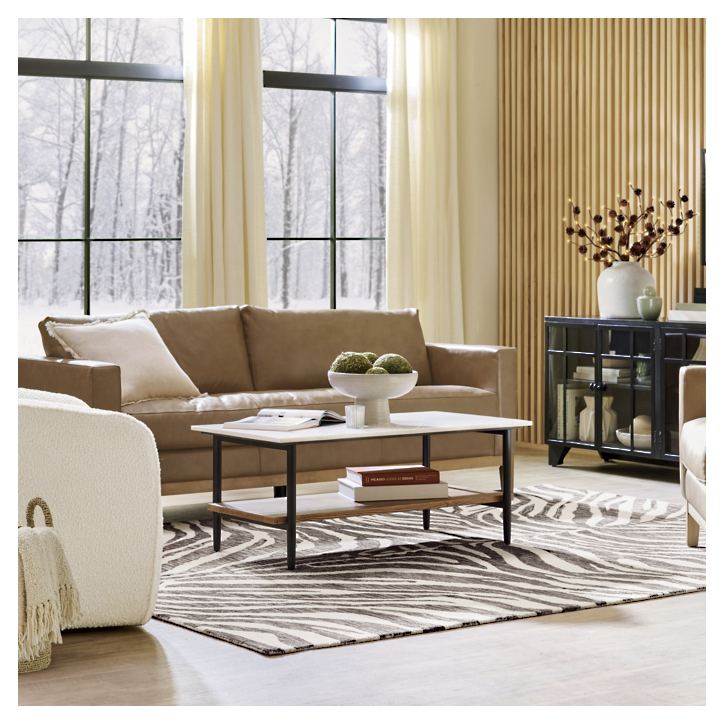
328, 371, 418, 426
615, 427, 652, 450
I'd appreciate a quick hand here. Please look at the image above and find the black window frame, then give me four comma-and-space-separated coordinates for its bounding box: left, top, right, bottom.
17, 18, 184, 316
262, 17, 387, 309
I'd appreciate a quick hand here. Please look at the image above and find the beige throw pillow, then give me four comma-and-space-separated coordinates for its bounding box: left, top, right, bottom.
45, 311, 201, 406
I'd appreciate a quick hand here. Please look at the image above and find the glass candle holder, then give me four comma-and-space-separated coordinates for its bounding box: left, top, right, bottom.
345, 404, 365, 429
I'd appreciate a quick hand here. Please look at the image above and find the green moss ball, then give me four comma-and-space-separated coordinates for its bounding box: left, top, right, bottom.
362, 351, 378, 364
365, 366, 389, 375
374, 353, 413, 374
329, 352, 373, 374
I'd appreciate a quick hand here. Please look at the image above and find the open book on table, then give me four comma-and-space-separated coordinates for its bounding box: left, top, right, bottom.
222, 408, 346, 431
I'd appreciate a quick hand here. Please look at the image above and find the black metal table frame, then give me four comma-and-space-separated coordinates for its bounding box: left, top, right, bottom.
208, 428, 514, 570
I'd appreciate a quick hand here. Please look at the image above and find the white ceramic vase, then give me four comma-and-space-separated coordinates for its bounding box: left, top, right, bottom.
597, 261, 655, 319
601, 396, 618, 443
579, 395, 617, 443
579, 396, 596, 443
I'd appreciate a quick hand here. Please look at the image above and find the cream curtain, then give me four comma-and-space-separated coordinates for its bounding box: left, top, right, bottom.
182, 18, 267, 307
386, 19, 464, 343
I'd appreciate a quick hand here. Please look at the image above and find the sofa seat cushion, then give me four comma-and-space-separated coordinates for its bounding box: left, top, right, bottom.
684, 469, 706, 520
123, 384, 495, 450
159, 446, 261, 487
681, 417, 706, 482
241, 306, 433, 389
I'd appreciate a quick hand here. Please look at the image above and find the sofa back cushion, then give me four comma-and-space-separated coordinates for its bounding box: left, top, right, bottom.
39, 307, 254, 393
149, 307, 253, 393
241, 306, 432, 390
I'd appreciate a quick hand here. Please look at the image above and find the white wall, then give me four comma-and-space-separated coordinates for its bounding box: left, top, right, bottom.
457, 19, 499, 345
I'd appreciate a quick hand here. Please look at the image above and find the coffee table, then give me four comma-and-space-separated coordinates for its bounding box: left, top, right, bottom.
192, 411, 532, 570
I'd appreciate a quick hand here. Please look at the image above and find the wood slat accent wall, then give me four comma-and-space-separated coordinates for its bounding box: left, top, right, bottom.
498, 18, 705, 443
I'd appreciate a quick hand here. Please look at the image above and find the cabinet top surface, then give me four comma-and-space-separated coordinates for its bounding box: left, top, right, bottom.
545, 316, 705, 328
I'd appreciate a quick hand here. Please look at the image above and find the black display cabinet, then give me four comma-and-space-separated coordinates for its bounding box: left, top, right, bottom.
545, 316, 706, 466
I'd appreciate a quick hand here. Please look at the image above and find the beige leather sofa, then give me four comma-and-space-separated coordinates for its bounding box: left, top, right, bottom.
679, 365, 706, 547
18, 306, 516, 495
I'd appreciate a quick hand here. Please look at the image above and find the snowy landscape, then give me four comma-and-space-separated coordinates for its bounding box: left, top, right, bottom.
18, 18, 387, 355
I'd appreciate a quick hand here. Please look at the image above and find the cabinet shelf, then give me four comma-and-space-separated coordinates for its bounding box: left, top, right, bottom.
561, 378, 652, 391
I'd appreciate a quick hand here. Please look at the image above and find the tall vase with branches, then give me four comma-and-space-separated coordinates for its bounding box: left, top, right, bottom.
564, 186, 696, 318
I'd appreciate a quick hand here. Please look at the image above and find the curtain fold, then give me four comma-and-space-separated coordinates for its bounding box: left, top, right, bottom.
182, 18, 267, 307
386, 19, 464, 343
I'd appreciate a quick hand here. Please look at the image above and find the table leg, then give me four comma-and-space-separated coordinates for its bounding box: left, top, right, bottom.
422, 434, 431, 530
501, 429, 513, 544
286, 445, 297, 570
212, 436, 222, 552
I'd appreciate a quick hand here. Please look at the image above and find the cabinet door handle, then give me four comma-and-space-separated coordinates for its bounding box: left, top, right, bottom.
599, 383, 608, 391
588, 382, 596, 391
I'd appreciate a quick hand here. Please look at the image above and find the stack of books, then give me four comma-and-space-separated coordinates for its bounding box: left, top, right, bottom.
338, 465, 447, 502
572, 364, 630, 384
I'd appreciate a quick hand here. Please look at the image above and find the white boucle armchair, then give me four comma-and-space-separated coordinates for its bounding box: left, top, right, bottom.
18, 388, 162, 628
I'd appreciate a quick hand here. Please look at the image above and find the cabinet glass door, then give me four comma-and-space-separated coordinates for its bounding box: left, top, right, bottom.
663, 328, 706, 457
546, 324, 597, 446
599, 327, 654, 455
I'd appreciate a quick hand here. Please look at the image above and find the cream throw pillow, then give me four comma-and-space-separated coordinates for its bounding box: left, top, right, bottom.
45, 312, 201, 405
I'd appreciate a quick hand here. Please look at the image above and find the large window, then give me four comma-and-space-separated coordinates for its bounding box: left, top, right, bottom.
261, 18, 387, 310
18, 18, 184, 355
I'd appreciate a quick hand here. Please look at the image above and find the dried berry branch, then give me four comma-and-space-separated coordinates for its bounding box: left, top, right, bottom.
564, 187, 695, 267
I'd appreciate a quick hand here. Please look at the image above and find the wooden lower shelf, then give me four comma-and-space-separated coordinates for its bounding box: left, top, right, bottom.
208, 487, 503, 526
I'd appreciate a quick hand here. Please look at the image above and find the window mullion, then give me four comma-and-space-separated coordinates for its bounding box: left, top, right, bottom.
330, 90, 337, 310
82, 18, 91, 314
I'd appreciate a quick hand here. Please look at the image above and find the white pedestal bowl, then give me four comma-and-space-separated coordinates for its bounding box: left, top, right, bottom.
328, 371, 418, 426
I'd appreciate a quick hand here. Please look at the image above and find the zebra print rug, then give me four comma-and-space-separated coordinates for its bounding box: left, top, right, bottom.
155, 484, 705, 656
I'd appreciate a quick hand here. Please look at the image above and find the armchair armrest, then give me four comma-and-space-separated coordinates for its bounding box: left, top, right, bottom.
680, 365, 706, 429
426, 343, 517, 418
19, 399, 161, 626
18, 356, 121, 411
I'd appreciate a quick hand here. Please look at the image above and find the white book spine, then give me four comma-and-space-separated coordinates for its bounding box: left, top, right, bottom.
337, 479, 448, 502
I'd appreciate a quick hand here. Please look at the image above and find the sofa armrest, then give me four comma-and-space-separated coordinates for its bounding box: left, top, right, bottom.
679, 365, 706, 430
426, 343, 517, 418
18, 356, 121, 411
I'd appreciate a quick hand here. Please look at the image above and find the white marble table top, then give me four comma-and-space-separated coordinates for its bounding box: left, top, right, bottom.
192, 410, 532, 445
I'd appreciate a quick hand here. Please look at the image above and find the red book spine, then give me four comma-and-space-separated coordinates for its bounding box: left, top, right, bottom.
360, 472, 441, 486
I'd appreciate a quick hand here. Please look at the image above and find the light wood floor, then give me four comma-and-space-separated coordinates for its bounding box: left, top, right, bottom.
18, 449, 705, 706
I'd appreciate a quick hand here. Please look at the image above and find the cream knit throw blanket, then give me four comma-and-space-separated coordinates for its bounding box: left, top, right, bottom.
18, 526, 80, 661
